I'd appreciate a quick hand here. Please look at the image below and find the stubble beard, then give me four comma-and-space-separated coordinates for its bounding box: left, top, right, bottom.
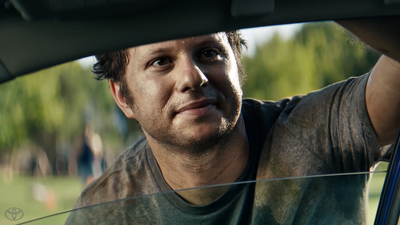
156, 93, 243, 156
179, 114, 241, 156
134, 89, 242, 157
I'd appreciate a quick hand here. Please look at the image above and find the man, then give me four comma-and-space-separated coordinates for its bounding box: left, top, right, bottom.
66, 19, 400, 224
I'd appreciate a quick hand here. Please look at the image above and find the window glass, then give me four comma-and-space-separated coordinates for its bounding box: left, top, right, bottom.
0, 22, 390, 225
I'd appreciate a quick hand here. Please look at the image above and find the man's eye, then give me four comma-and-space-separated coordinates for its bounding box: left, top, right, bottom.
201, 49, 218, 58
151, 57, 172, 67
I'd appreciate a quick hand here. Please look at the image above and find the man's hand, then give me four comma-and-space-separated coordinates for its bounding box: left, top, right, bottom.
337, 17, 400, 146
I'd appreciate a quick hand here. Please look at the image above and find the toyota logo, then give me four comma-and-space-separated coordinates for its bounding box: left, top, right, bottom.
5, 207, 24, 221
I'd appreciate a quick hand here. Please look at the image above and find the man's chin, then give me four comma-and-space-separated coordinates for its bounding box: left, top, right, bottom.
174, 126, 237, 154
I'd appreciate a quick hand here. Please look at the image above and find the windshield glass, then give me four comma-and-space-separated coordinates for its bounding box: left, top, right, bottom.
0, 21, 394, 225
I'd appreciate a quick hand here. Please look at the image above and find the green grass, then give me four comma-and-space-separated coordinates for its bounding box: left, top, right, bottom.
0, 166, 389, 225
0, 175, 83, 225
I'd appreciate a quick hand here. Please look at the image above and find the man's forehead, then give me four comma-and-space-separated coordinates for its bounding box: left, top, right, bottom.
129, 32, 228, 52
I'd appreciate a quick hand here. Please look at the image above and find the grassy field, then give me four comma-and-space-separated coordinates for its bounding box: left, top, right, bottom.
0, 165, 389, 225
0, 175, 83, 225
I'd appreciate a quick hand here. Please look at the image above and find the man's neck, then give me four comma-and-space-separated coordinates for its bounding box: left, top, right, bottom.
148, 117, 249, 205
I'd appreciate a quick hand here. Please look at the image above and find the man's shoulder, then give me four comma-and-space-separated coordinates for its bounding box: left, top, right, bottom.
241, 98, 294, 127
241, 98, 294, 151
242, 98, 291, 110
75, 137, 157, 208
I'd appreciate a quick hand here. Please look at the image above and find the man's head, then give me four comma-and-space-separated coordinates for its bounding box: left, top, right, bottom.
94, 31, 247, 152
93, 31, 247, 105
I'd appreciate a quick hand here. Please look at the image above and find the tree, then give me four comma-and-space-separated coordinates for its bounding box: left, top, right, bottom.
0, 62, 126, 174
242, 22, 380, 101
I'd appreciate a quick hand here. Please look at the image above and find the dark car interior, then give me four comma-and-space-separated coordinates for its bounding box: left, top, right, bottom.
2, 0, 400, 83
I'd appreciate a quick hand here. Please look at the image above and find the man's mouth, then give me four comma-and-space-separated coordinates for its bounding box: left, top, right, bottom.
176, 99, 217, 116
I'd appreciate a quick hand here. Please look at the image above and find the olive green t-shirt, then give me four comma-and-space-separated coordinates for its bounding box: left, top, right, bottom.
66, 74, 390, 225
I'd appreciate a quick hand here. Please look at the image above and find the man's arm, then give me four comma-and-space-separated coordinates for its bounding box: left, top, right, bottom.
337, 17, 400, 146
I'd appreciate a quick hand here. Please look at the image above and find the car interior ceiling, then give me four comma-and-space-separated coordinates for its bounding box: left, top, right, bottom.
1, 0, 400, 84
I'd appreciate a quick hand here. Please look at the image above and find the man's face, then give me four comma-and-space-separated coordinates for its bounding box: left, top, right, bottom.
111, 33, 243, 152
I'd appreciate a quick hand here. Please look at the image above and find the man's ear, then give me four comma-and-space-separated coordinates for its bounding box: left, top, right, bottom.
109, 80, 136, 119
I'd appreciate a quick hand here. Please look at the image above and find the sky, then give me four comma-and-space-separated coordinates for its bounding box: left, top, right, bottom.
78, 23, 303, 67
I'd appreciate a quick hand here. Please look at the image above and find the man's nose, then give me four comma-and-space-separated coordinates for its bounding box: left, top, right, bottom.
175, 58, 208, 92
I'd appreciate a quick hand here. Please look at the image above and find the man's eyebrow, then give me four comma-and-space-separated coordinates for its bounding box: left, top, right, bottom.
195, 38, 224, 47
145, 47, 173, 56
